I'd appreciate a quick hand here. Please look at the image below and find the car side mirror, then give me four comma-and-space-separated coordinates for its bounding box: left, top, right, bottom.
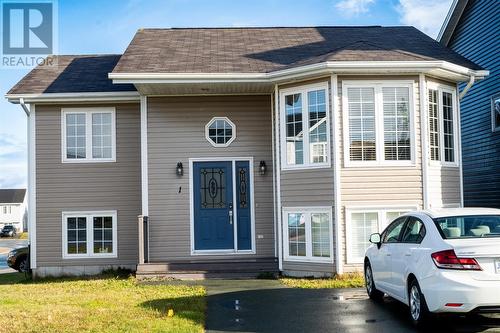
370, 233, 381, 248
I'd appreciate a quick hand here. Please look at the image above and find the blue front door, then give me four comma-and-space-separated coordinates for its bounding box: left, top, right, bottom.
193, 161, 234, 250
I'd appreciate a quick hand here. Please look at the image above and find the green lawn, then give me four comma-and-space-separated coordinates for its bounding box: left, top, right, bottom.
280, 273, 365, 289
0, 272, 206, 333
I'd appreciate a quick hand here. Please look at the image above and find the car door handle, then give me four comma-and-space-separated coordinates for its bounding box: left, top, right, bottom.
386, 253, 391, 257
405, 253, 412, 257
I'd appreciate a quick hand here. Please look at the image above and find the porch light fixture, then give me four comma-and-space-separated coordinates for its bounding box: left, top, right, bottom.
176, 162, 183, 176
259, 161, 267, 175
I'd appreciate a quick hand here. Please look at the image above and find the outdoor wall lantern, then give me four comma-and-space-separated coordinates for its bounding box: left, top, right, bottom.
176, 162, 183, 176
259, 161, 267, 176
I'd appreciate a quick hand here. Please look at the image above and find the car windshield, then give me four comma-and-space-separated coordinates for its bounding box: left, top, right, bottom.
2, 226, 13, 230
434, 215, 500, 239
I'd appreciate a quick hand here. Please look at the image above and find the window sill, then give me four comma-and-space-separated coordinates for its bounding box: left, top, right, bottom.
62, 253, 117, 259
62, 158, 116, 164
343, 161, 416, 168
191, 250, 256, 256
429, 162, 459, 168
281, 163, 332, 171
284, 256, 334, 264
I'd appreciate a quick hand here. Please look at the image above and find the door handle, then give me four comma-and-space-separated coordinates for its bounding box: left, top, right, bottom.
386, 253, 391, 257
229, 203, 233, 225
405, 252, 412, 257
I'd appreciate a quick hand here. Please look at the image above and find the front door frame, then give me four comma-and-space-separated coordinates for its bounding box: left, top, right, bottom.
189, 157, 256, 255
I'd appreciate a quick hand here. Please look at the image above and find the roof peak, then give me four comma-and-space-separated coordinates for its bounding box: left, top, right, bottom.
138, 25, 391, 31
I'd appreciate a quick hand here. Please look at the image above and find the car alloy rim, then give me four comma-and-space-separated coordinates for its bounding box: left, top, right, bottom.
19, 260, 27, 273
365, 266, 373, 294
410, 285, 421, 321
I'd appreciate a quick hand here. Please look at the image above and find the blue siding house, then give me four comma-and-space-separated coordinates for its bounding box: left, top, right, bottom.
439, 0, 500, 207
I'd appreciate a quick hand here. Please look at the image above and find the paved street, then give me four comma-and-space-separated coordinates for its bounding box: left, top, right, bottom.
0, 238, 28, 273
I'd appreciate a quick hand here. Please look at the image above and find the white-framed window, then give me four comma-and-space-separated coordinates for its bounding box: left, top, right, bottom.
427, 83, 459, 166
283, 207, 333, 263
491, 93, 500, 132
342, 81, 415, 167
205, 117, 236, 147
345, 206, 417, 264
62, 211, 117, 259
61, 107, 116, 163
280, 82, 331, 170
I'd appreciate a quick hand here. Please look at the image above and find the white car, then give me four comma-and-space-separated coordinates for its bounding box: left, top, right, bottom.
364, 208, 500, 325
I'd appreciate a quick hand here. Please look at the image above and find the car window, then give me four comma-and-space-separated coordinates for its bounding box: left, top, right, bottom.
434, 215, 500, 239
382, 217, 407, 243
401, 217, 426, 243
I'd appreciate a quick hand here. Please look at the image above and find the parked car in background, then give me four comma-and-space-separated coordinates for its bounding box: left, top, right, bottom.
7, 246, 29, 272
0, 225, 17, 237
364, 208, 500, 326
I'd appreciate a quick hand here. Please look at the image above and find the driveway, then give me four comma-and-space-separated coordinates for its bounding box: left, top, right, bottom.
195, 280, 500, 333
0, 238, 28, 273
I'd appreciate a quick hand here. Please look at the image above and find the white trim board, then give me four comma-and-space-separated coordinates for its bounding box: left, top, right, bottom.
330, 74, 343, 274
28, 104, 36, 269
109, 61, 489, 84
188, 157, 256, 256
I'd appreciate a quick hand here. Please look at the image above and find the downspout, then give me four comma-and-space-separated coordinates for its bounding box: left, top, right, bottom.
459, 75, 475, 100
19, 98, 30, 116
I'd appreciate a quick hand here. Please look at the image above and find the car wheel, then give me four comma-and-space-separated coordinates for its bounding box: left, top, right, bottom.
408, 279, 430, 326
364, 261, 384, 301
17, 257, 28, 273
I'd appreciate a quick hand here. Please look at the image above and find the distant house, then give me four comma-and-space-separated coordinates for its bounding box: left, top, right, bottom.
438, 0, 499, 207
6, 26, 486, 278
0, 189, 27, 232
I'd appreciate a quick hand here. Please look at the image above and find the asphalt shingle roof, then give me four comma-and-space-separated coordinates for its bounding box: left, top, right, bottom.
8, 55, 136, 95
0, 189, 26, 204
8, 26, 483, 95
112, 26, 483, 74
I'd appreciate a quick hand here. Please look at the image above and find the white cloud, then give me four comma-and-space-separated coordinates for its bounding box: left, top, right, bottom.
0, 133, 27, 189
397, 0, 453, 38
335, 0, 375, 17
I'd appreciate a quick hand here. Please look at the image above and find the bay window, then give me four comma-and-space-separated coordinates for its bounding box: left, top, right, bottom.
62, 107, 116, 162
62, 211, 117, 258
343, 81, 414, 166
427, 85, 458, 165
283, 207, 332, 262
346, 207, 416, 263
280, 83, 330, 169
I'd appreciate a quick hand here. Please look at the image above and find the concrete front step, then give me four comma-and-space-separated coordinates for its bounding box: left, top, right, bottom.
136, 257, 278, 280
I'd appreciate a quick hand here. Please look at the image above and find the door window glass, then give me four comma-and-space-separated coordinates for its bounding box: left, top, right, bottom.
200, 168, 226, 208
401, 217, 426, 243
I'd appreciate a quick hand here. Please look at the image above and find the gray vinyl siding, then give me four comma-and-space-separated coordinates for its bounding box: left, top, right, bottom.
147, 95, 275, 261
337, 76, 424, 270
277, 78, 335, 273
35, 103, 141, 267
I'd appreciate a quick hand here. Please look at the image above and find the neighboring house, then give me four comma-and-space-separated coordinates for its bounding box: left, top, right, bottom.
438, 0, 499, 208
6, 27, 487, 278
0, 189, 27, 232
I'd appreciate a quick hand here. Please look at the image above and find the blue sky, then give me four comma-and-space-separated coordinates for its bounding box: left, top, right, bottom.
0, 0, 453, 188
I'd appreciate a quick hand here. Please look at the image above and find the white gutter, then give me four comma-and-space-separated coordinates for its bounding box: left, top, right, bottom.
109, 61, 489, 84
459, 75, 475, 100
6, 91, 140, 104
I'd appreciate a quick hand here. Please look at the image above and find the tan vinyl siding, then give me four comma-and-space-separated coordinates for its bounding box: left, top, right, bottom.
428, 167, 461, 207
337, 76, 423, 269
147, 95, 275, 261
35, 103, 141, 267
278, 78, 335, 273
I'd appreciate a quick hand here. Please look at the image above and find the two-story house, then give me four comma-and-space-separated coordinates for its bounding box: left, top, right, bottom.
0, 189, 27, 232
6, 27, 487, 278
438, 0, 499, 208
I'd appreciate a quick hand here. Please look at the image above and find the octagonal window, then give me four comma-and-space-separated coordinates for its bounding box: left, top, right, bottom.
205, 117, 236, 147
